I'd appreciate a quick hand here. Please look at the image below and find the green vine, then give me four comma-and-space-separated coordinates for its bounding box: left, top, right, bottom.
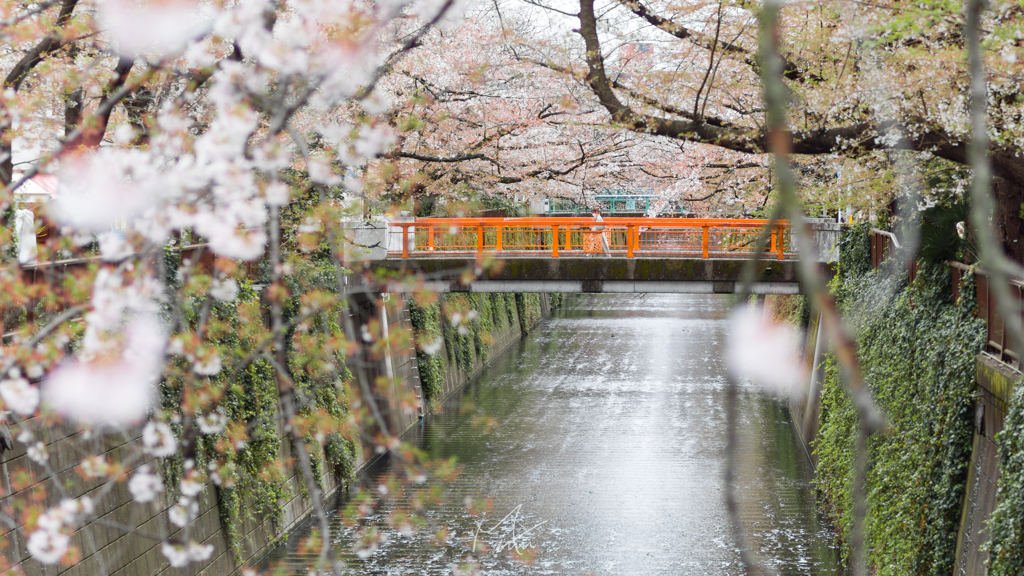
515, 293, 542, 333
503, 293, 517, 327
409, 293, 563, 409
984, 375, 1024, 574
813, 227, 985, 574
408, 299, 445, 405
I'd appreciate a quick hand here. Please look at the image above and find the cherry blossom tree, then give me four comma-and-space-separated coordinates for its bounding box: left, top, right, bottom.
358, 4, 772, 214
493, 0, 1024, 255
0, 0, 477, 574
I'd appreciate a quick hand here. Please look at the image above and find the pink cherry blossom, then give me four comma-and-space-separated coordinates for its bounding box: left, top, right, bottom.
726, 305, 806, 395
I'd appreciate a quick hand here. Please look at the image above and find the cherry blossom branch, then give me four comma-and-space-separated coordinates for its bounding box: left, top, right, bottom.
755, 2, 885, 575
573, 0, 1024, 192
614, 0, 810, 81
395, 151, 496, 164
2, 66, 160, 201
0, 0, 62, 33
353, 0, 459, 102
2, 0, 80, 91
0, 305, 84, 378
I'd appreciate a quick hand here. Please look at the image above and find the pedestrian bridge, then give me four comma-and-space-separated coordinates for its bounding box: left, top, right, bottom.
353, 217, 838, 294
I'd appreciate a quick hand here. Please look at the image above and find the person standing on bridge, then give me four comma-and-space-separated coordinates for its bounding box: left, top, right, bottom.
587, 207, 610, 254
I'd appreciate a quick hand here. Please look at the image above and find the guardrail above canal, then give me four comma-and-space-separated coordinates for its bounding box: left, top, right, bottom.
388, 217, 796, 260
353, 217, 840, 295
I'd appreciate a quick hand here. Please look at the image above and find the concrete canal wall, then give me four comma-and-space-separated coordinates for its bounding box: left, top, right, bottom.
0, 293, 561, 576
954, 355, 1020, 575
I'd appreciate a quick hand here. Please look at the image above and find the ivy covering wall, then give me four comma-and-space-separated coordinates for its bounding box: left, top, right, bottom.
986, 375, 1024, 574
813, 224, 985, 574
408, 293, 562, 407
515, 293, 542, 333
159, 230, 358, 559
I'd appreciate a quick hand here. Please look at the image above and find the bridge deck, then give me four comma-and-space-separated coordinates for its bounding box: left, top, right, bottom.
373, 256, 804, 294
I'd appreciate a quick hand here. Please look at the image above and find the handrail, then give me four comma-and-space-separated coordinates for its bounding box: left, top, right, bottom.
948, 260, 1024, 368
407, 217, 789, 227
869, 228, 900, 249
387, 217, 793, 260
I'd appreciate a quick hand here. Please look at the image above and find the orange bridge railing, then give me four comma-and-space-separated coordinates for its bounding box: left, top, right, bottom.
388, 218, 793, 260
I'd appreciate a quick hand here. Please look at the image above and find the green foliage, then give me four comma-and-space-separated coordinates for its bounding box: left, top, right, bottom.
469, 293, 495, 361
408, 293, 562, 408
219, 356, 288, 534
489, 293, 509, 329
159, 285, 293, 561
920, 201, 976, 265
839, 221, 873, 279
408, 299, 445, 404
812, 231, 985, 574
159, 219, 359, 560
515, 293, 542, 334
985, 376, 1024, 575
503, 293, 518, 327
441, 293, 476, 373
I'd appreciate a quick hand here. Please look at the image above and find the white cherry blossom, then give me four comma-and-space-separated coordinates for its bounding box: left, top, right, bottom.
197, 411, 227, 435
168, 497, 198, 528
0, 377, 39, 415
27, 442, 48, 465
129, 466, 165, 503
209, 278, 239, 302
26, 529, 69, 564
192, 353, 222, 376
44, 310, 166, 426
142, 422, 177, 457
100, 0, 209, 58
161, 540, 215, 567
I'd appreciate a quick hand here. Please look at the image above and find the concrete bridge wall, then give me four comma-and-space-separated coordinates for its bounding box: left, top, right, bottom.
375, 257, 809, 294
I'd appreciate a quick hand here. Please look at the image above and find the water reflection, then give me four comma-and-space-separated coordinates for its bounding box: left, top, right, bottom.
267, 294, 842, 575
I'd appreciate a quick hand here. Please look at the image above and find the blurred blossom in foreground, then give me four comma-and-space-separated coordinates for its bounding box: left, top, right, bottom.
100, 0, 208, 58
142, 421, 177, 457
51, 152, 158, 233
43, 271, 167, 425
27, 526, 69, 564
128, 466, 164, 503
726, 304, 806, 395
43, 316, 165, 426
209, 278, 239, 302
161, 541, 214, 567
0, 377, 40, 415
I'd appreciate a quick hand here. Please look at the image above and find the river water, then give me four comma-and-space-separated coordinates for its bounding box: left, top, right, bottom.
267, 294, 843, 575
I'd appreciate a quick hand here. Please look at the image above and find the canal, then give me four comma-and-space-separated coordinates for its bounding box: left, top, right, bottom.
267, 294, 843, 575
